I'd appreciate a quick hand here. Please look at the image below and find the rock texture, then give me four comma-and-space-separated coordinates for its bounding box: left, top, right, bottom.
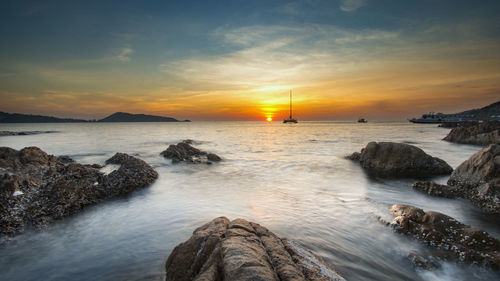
0, 147, 158, 236
160, 141, 221, 164
165, 217, 345, 281
447, 144, 500, 214
346, 142, 453, 178
412, 181, 458, 199
443, 121, 500, 145
388, 204, 500, 269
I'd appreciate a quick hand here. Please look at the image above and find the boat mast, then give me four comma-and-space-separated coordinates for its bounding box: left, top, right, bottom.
289, 90, 292, 119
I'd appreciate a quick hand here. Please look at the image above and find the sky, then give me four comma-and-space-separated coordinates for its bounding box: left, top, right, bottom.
1, 0, 499, 121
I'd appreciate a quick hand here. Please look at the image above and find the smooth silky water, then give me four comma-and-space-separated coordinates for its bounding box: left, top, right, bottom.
0, 121, 498, 281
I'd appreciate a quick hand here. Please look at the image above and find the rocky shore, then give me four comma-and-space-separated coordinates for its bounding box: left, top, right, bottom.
443, 120, 500, 145
161, 140, 221, 164
347, 142, 453, 178
166, 217, 345, 281
0, 147, 158, 236
383, 204, 499, 269
413, 144, 499, 214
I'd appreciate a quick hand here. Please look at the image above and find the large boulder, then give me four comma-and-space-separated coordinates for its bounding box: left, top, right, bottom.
346, 142, 453, 178
447, 144, 500, 214
165, 217, 345, 281
443, 121, 500, 145
0, 147, 158, 236
386, 204, 500, 269
160, 140, 221, 164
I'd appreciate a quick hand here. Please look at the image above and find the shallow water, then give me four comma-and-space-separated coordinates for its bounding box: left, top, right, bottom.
0, 121, 498, 281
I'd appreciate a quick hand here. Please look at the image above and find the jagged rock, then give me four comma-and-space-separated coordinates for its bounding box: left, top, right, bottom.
388, 204, 500, 269
0, 147, 158, 236
444, 121, 500, 145
410, 145, 499, 214
165, 217, 345, 281
447, 144, 500, 214
160, 141, 221, 164
412, 181, 458, 198
346, 142, 453, 178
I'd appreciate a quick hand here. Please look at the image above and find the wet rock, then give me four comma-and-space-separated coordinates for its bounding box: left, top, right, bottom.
165, 217, 345, 281
447, 144, 500, 214
444, 121, 500, 145
388, 204, 500, 269
0, 147, 158, 236
160, 141, 221, 164
412, 181, 458, 198
408, 252, 439, 270
346, 142, 453, 178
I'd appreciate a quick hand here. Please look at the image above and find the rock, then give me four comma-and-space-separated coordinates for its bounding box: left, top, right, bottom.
0, 147, 158, 236
412, 181, 458, 198
346, 142, 453, 178
160, 141, 221, 164
445, 144, 500, 214
408, 252, 439, 270
443, 121, 500, 145
388, 204, 500, 269
207, 153, 221, 162
165, 217, 345, 281
0, 131, 58, 137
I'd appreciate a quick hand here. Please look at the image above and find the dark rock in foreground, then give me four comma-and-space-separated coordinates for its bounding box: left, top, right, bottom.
387, 204, 500, 269
412, 144, 499, 214
443, 121, 500, 145
346, 142, 453, 178
0, 147, 158, 236
448, 144, 500, 213
165, 217, 345, 281
160, 140, 221, 164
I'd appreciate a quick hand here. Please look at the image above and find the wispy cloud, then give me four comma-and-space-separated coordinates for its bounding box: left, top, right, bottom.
161, 24, 399, 91
116, 47, 134, 62
339, 0, 366, 12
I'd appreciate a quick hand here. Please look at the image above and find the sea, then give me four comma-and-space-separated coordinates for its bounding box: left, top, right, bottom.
0, 121, 499, 281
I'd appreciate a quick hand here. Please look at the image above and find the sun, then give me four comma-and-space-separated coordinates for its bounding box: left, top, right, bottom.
266, 117, 272, 122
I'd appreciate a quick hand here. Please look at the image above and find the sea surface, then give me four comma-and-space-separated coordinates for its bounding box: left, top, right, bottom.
0, 121, 499, 281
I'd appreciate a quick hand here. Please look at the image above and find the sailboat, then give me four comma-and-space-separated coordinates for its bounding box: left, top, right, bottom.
283, 90, 298, 123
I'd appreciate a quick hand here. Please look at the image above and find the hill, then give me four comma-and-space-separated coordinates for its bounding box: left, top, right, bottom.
454, 101, 500, 120
97, 112, 180, 122
0, 112, 87, 123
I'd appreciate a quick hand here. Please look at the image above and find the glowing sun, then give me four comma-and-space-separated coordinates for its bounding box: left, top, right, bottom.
266, 117, 272, 122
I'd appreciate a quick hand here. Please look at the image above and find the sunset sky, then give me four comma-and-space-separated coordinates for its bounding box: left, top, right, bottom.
1, 0, 499, 121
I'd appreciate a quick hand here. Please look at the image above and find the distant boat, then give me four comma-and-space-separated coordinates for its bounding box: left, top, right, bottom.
409, 112, 463, 124
283, 90, 298, 123
358, 118, 367, 123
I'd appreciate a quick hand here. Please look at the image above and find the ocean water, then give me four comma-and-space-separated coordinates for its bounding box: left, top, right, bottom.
0, 121, 498, 281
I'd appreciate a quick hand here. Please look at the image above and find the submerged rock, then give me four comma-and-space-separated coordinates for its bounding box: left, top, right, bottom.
346, 142, 453, 178
0, 147, 158, 236
165, 217, 345, 281
443, 121, 500, 145
388, 204, 500, 269
0, 130, 58, 137
412, 181, 458, 198
160, 140, 221, 164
